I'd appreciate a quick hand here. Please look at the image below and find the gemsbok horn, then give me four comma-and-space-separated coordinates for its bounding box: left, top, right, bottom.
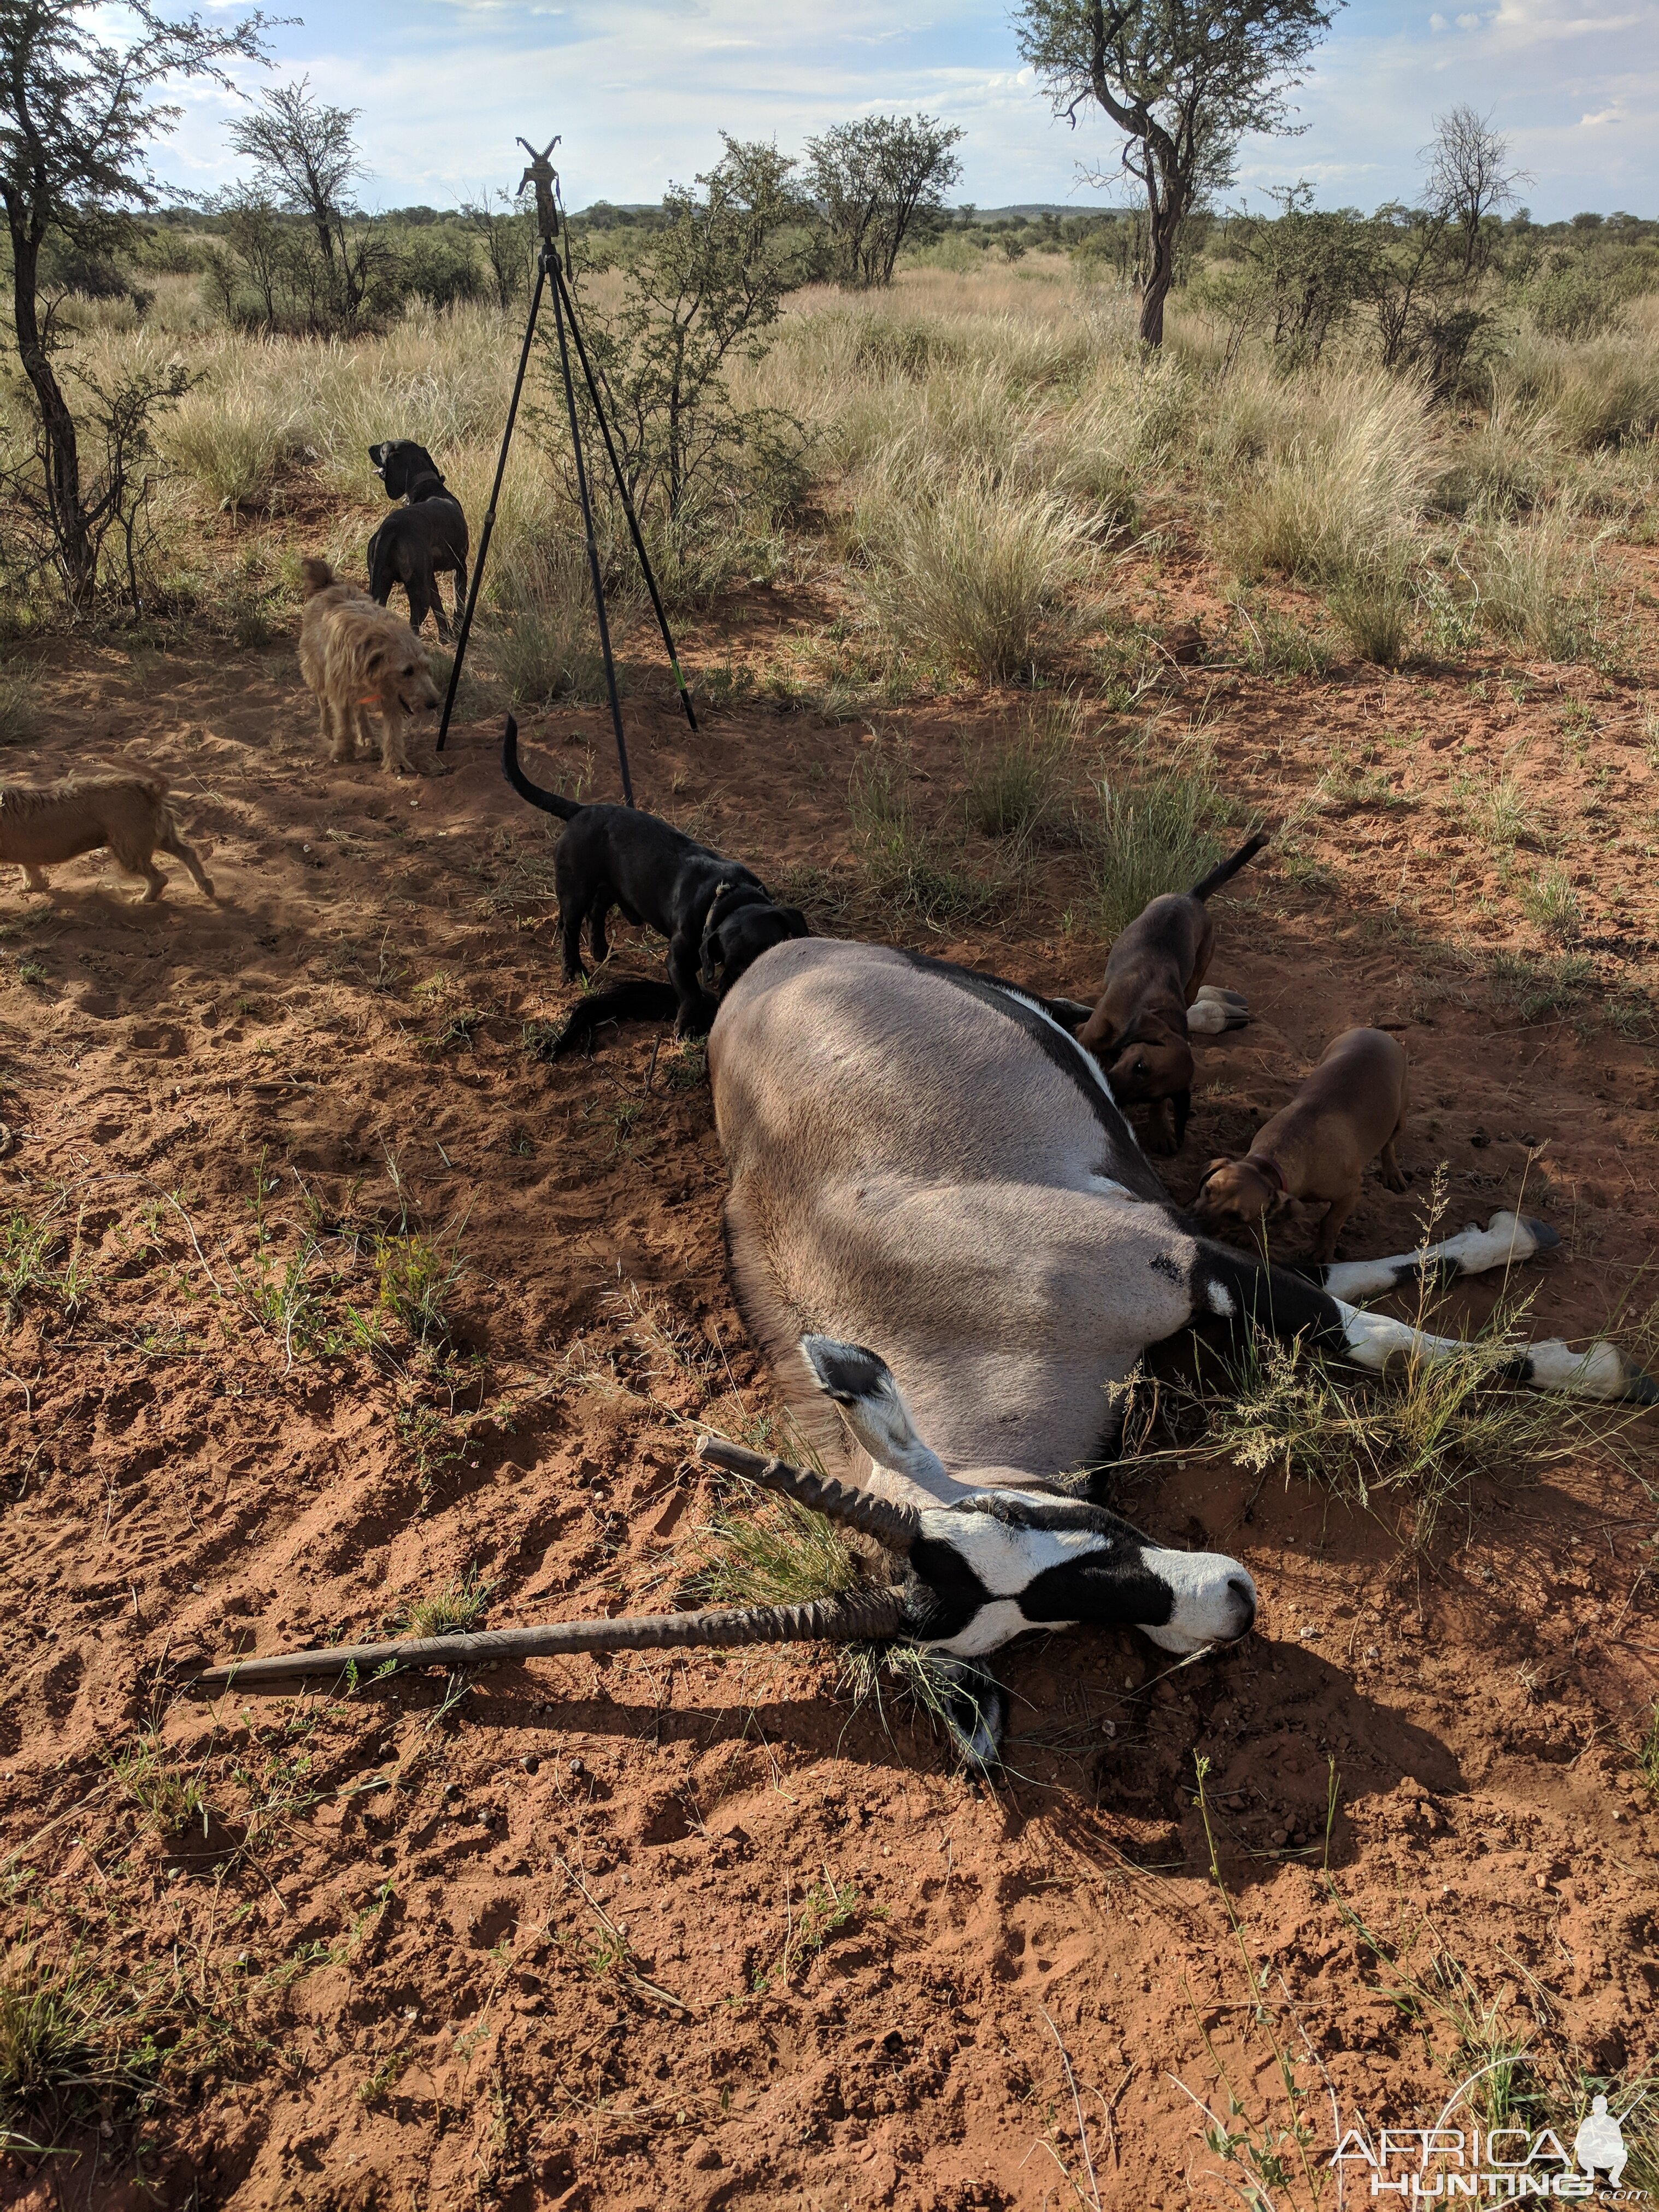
187, 1433, 915, 1695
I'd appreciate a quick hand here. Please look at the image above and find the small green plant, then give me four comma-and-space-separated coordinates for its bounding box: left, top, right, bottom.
1228, 594, 1332, 676
1174, 1758, 1325, 2209
779, 1873, 875, 1981
357, 2049, 407, 2104
1087, 748, 1234, 938
110, 1737, 211, 1837
422, 1007, 488, 1055
402, 1565, 495, 1639
375, 1231, 463, 1343
1636, 1699, 1659, 1795
0, 1205, 61, 1323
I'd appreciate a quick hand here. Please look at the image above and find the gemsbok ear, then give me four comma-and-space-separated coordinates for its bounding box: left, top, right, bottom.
799, 1336, 947, 1485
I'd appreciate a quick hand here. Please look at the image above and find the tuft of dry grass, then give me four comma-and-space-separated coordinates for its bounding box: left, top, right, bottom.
0, 1946, 153, 2151
1214, 365, 1433, 590
854, 464, 1092, 680
1469, 504, 1603, 659
1161, 1194, 1649, 1546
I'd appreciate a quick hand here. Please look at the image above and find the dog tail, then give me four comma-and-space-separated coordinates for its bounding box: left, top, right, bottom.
1190, 831, 1268, 902
536, 981, 684, 1060
366, 525, 391, 607
502, 714, 584, 822
299, 557, 336, 599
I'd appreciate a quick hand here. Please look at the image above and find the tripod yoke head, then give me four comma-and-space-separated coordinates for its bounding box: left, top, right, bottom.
516, 134, 562, 247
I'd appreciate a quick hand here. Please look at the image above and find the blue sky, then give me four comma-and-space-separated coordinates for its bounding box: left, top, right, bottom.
162, 0, 1658, 220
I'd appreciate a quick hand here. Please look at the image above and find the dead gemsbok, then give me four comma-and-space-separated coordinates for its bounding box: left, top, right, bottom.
194, 940, 1655, 1764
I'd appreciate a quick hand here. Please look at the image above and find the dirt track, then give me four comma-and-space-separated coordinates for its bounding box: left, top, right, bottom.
2, 551, 1658, 2209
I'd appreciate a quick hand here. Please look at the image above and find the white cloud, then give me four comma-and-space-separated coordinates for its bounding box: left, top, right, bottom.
150, 0, 1658, 219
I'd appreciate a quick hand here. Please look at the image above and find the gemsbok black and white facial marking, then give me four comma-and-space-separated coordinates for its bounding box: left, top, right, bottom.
193, 939, 1654, 1769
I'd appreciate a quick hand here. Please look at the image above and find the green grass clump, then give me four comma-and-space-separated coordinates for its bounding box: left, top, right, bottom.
849, 745, 998, 923
1327, 554, 1416, 668
402, 1564, 495, 1639
110, 1738, 210, 1837
375, 1231, 463, 1344
1517, 864, 1584, 946
1166, 1227, 1648, 1546
0, 666, 38, 746
693, 1484, 859, 1610
962, 705, 1075, 843
1486, 949, 1592, 1022
1087, 750, 1234, 939
0, 1948, 152, 2151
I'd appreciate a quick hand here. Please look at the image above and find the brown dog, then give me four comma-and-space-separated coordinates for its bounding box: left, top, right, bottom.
1, 766, 213, 902
1077, 833, 1266, 1152
1192, 1026, 1409, 1261
297, 557, 438, 774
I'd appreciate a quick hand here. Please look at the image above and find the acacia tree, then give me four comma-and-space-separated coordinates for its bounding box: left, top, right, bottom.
805, 114, 964, 287
227, 77, 387, 330
572, 136, 814, 525
0, 0, 268, 606
1014, 0, 1340, 345
463, 188, 536, 312
1423, 104, 1527, 279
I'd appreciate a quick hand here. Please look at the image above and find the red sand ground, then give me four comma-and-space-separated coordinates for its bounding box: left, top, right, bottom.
2, 531, 1658, 2211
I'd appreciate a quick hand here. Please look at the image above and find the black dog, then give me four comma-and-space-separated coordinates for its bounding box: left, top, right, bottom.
503, 717, 809, 1054
367, 440, 469, 641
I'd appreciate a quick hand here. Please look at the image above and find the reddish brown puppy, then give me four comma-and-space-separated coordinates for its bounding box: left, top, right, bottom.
1192, 1026, 1409, 1262
1077, 833, 1266, 1152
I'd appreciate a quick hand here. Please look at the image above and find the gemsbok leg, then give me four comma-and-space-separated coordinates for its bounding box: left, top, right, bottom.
1189, 1214, 1656, 1403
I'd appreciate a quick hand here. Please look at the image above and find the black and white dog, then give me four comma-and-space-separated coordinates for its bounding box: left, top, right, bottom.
367, 440, 469, 642
502, 717, 809, 1055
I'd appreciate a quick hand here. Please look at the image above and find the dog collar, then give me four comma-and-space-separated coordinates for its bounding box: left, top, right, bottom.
1252, 1154, 1287, 1196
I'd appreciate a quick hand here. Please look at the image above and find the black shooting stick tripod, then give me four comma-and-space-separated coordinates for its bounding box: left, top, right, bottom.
434, 137, 697, 798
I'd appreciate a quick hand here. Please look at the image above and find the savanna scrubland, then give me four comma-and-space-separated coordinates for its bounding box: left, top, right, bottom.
4, 172, 1659, 2210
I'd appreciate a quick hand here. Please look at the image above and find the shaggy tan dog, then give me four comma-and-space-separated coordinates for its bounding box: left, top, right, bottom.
297, 557, 439, 773
0, 767, 214, 902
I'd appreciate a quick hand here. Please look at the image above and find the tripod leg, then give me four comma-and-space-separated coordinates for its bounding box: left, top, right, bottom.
550, 265, 632, 807
552, 260, 697, 734
437, 258, 546, 752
